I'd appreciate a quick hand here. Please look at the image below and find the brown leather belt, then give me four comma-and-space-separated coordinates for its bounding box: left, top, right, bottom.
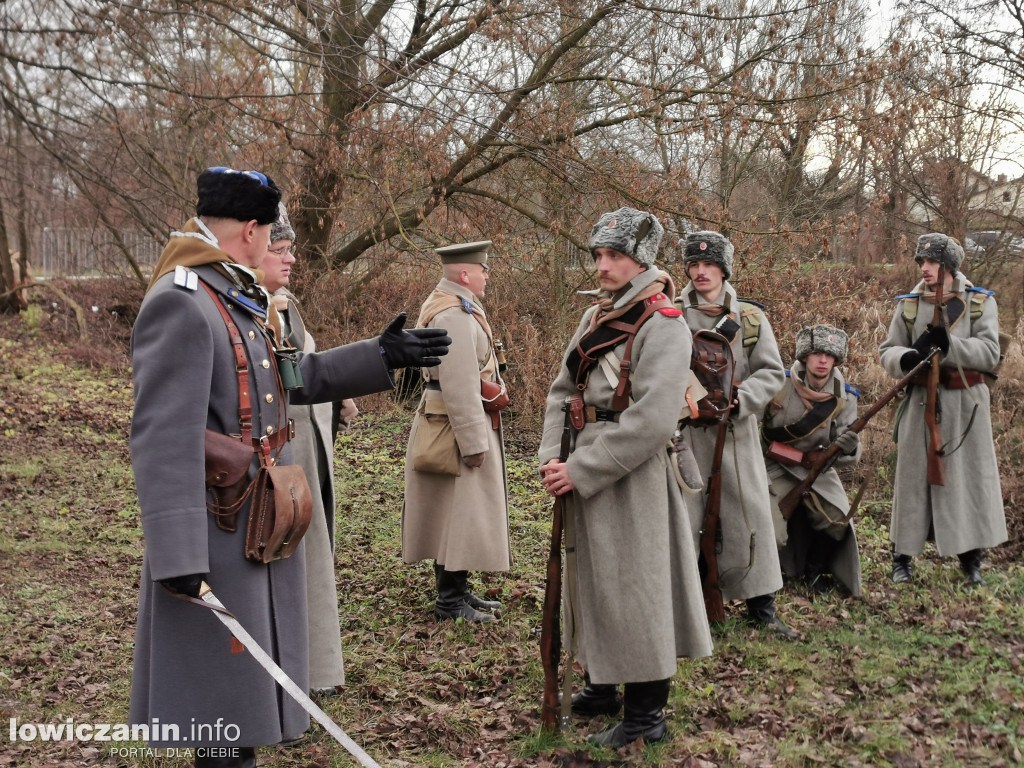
909, 368, 989, 389
256, 420, 294, 451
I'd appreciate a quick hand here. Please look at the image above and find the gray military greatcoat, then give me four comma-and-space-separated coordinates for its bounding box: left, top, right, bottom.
275, 289, 345, 690
402, 279, 511, 572
878, 275, 1006, 557
678, 281, 786, 602
763, 362, 863, 596
539, 301, 713, 685
130, 258, 392, 748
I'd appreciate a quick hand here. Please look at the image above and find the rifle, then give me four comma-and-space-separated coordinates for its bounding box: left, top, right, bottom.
925, 279, 946, 486
699, 413, 729, 623
777, 346, 941, 520
540, 398, 574, 732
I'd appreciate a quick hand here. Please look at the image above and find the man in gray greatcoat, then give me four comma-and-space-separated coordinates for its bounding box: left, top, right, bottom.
402, 241, 510, 623
539, 207, 712, 747
129, 167, 450, 768
261, 203, 357, 696
763, 325, 863, 596
676, 231, 797, 639
879, 233, 1006, 585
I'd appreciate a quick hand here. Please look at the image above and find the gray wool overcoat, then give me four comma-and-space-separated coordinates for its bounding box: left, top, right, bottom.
402, 279, 511, 573
678, 282, 786, 602
878, 275, 1006, 557
129, 260, 393, 748
538, 302, 713, 685
763, 362, 863, 596
275, 289, 345, 690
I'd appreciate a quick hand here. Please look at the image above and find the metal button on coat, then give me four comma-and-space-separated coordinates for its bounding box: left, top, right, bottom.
265, 394, 274, 403
262, 359, 270, 368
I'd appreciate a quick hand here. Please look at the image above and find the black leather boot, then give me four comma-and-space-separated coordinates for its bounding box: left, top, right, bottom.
195, 746, 256, 767
805, 531, 841, 594
892, 551, 913, 583
434, 566, 495, 623
958, 549, 985, 585
569, 672, 622, 717
433, 562, 503, 613
588, 679, 669, 747
746, 594, 799, 640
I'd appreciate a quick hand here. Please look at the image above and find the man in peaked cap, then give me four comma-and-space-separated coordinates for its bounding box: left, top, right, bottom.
129, 167, 450, 767
539, 207, 712, 747
675, 230, 798, 639
879, 233, 1006, 587
762, 324, 863, 597
403, 240, 511, 623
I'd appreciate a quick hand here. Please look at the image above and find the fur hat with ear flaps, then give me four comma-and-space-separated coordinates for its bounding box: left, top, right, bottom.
795, 324, 849, 365
588, 207, 664, 267
914, 233, 964, 274
683, 231, 734, 280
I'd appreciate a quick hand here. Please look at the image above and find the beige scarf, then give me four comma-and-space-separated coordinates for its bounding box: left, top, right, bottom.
587, 270, 676, 333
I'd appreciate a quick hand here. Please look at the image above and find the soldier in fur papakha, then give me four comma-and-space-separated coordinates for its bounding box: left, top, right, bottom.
763, 325, 863, 597
879, 233, 1006, 586
539, 207, 712, 748
403, 241, 511, 623
676, 231, 798, 639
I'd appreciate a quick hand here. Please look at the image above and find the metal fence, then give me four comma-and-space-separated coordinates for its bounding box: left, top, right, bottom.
37, 227, 162, 277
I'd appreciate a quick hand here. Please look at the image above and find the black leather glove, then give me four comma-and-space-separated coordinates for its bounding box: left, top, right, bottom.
730, 398, 741, 417
161, 573, 205, 598
378, 313, 452, 369
913, 324, 950, 355
900, 349, 924, 373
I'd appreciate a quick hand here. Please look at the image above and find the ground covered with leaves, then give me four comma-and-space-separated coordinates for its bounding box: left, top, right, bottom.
1, 293, 1023, 768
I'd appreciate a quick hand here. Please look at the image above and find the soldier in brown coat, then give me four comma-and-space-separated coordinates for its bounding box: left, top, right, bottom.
402, 241, 510, 623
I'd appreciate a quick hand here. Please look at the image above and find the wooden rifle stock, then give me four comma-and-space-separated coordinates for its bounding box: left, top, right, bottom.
699, 414, 728, 624
540, 400, 573, 731
776, 347, 941, 520
925, 280, 946, 486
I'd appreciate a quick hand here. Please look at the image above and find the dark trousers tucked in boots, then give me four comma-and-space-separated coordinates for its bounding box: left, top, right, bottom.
434, 563, 496, 623
195, 746, 256, 768
958, 549, 985, 585
805, 530, 842, 593
569, 671, 622, 717
746, 593, 799, 639
892, 550, 913, 583
588, 679, 669, 747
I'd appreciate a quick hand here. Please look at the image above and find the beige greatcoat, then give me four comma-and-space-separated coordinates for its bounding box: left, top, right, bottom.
539, 298, 713, 685
402, 279, 511, 572
878, 275, 1006, 557
763, 362, 863, 596
678, 281, 786, 602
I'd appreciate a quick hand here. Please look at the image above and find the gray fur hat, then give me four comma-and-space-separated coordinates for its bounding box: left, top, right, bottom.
588, 207, 664, 267
270, 203, 295, 244
795, 324, 848, 365
683, 231, 734, 279
914, 233, 964, 274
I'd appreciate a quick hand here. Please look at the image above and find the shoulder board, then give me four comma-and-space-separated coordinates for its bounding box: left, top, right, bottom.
894, 293, 920, 301
646, 293, 682, 317
966, 286, 994, 297
845, 382, 860, 398
172, 265, 199, 291
784, 369, 791, 378
459, 297, 475, 314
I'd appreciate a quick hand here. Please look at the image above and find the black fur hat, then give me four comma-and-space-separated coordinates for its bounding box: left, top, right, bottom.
914, 233, 964, 274
196, 167, 282, 226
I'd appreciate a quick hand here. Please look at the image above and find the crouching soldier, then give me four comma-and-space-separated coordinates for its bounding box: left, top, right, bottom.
763, 325, 863, 596
539, 207, 712, 747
